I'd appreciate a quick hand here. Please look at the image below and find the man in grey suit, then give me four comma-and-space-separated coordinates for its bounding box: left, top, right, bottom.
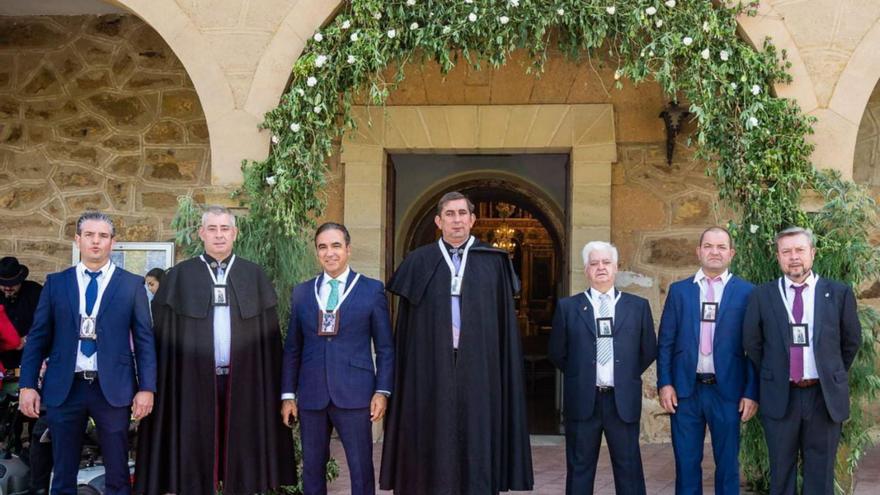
743, 227, 861, 495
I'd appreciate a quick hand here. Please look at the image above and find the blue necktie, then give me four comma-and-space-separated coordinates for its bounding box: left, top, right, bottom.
326, 279, 341, 311
81, 270, 101, 357
451, 249, 462, 348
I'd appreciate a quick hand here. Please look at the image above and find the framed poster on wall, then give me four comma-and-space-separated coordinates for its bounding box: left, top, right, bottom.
72, 242, 175, 276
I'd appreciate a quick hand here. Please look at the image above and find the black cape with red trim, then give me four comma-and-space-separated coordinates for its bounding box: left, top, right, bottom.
134, 256, 295, 495
379, 240, 534, 494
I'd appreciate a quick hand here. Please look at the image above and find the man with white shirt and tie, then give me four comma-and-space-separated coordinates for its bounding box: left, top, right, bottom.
19, 211, 157, 495
657, 226, 758, 494
549, 241, 657, 495
135, 205, 295, 495
281, 222, 394, 495
744, 227, 861, 495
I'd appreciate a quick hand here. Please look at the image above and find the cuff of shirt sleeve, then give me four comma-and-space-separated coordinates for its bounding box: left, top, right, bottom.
281, 393, 296, 400
375, 390, 391, 397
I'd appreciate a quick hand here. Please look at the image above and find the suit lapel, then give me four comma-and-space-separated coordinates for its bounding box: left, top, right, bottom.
96, 269, 122, 321
337, 269, 359, 311
65, 268, 80, 325
812, 277, 828, 345
716, 277, 735, 323
770, 278, 793, 346
613, 293, 632, 336
576, 292, 597, 337
685, 279, 701, 348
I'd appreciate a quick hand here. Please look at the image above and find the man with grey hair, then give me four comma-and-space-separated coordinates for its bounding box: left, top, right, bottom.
549, 241, 657, 494
743, 226, 861, 494
20, 211, 157, 495
135, 205, 296, 495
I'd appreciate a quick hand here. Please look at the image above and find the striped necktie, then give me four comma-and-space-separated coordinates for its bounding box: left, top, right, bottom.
597, 293, 612, 365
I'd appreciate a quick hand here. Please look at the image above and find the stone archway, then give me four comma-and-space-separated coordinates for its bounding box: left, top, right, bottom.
340, 104, 616, 293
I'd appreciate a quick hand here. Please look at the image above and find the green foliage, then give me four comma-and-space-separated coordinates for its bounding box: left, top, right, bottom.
174, 1, 880, 492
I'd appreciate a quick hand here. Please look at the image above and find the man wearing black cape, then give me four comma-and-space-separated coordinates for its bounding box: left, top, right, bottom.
135, 206, 295, 495
379, 191, 533, 494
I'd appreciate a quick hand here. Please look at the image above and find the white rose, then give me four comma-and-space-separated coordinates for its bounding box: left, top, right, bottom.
465, 0, 473, 3
656, 19, 663, 27
306, 76, 318, 87
373, 12, 382, 20
701, 48, 710, 60
703, 21, 710, 32
350, 32, 360, 42
266, 176, 277, 186
406, 0, 416, 5
747, 116, 758, 127
410, 22, 419, 30
295, 88, 305, 96
315, 55, 328, 67
649, 50, 655, 57
313, 32, 323, 42
749, 224, 759, 234
347, 54, 356, 64
387, 29, 397, 38
313, 105, 322, 114
341, 20, 351, 29
751, 84, 761, 95
614, 69, 622, 80
290, 123, 300, 132
442, 25, 452, 34
499, 15, 510, 24
720, 50, 729, 61
646, 6, 657, 15
665, 0, 676, 7
682, 36, 693, 46
606, 6, 616, 15
469, 12, 477, 22
509, 0, 520, 6
557, 8, 565, 15
730, 82, 738, 90
271, 135, 279, 144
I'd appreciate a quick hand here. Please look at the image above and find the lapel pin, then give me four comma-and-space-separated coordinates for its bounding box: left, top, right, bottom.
583, 306, 588, 311
825, 293, 830, 298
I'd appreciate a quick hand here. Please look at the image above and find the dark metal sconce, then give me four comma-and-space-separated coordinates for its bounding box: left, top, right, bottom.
659, 101, 690, 166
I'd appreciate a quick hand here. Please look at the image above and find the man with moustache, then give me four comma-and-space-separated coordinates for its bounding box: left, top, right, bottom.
549, 241, 657, 495
743, 227, 861, 495
135, 206, 295, 495
379, 191, 533, 494
281, 222, 393, 495
19, 211, 157, 495
657, 227, 758, 494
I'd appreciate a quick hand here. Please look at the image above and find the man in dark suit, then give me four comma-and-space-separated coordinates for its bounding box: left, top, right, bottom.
657, 226, 758, 494
19, 211, 157, 495
281, 222, 394, 495
549, 241, 657, 495
743, 227, 861, 495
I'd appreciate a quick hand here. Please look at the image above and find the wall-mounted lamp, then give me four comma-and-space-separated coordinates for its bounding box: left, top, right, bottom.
659, 101, 690, 166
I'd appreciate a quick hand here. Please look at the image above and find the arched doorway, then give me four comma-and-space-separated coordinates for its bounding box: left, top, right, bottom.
400, 176, 566, 435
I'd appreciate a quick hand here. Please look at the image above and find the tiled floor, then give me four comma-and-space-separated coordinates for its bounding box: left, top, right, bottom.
326, 438, 880, 494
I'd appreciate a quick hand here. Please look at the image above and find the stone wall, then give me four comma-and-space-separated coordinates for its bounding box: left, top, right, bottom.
0, 15, 213, 280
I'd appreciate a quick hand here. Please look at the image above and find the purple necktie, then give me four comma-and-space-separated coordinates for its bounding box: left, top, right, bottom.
699, 276, 722, 356
789, 284, 806, 382
451, 249, 462, 349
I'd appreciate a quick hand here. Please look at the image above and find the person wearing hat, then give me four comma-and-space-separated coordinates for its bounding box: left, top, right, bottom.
0, 256, 42, 371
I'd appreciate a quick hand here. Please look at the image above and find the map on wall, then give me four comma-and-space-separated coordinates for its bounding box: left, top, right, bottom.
72, 242, 175, 276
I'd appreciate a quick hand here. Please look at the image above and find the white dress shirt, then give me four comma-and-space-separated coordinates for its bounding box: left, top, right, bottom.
693, 269, 732, 374
588, 287, 616, 387
75, 260, 115, 372
319, 267, 350, 307
783, 272, 819, 380
209, 259, 233, 367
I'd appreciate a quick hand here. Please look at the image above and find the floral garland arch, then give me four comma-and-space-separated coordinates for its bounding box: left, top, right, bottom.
181, 1, 877, 492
